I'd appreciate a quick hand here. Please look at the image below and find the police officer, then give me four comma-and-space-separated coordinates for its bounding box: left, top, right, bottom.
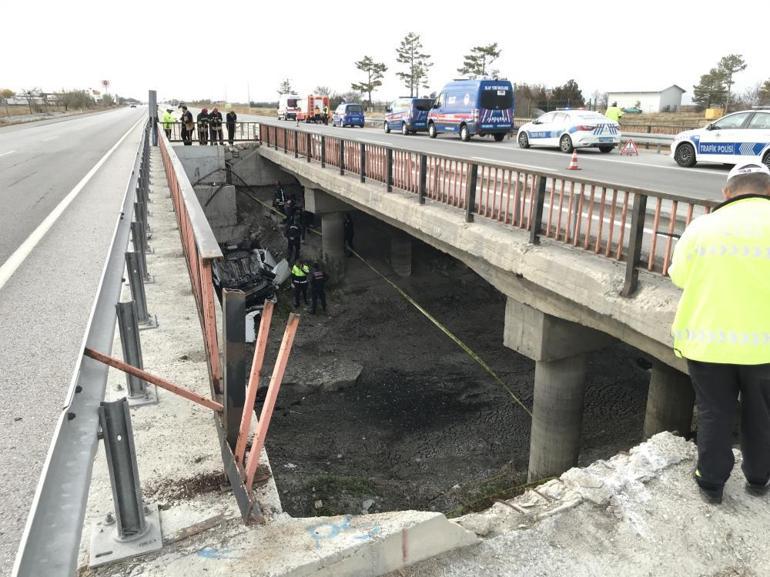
286, 218, 302, 263
162, 108, 175, 139
669, 162, 770, 503
309, 262, 328, 314
322, 104, 329, 125
209, 107, 224, 145
226, 108, 237, 144
273, 181, 286, 214
291, 260, 310, 308
605, 101, 624, 123
197, 108, 209, 145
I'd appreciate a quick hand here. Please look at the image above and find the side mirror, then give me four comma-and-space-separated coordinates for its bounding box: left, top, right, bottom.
532, 119, 541, 125
706, 123, 715, 131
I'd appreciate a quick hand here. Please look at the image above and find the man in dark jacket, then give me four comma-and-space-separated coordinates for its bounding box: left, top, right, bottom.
310, 262, 328, 314
226, 109, 237, 144
209, 107, 224, 145
180, 105, 194, 145
286, 219, 302, 263
196, 108, 209, 145
343, 213, 354, 256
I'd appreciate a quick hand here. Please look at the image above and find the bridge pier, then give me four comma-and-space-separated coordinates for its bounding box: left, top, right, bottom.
303, 187, 352, 278
643, 361, 694, 439
503, 299, 613, 482
390, 232, 412, 277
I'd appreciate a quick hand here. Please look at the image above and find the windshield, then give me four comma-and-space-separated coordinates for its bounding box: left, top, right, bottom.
286, 98, 298, 108
576, 113, 608, 123
414, 99, 433, 111
480, 89, 513, 110
346, 104, 363, 113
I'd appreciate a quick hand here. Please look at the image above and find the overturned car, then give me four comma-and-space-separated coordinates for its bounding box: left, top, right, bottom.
212, 244, 291, 313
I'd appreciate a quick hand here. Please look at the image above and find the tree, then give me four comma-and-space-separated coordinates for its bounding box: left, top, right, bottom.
351, 55, 387, 108
717, 54, 747, 111
60, 90, 93, 111
314, 86, 332, 96
692, 68, 727, 109
101, 93, 115, 106
396, 32, 433, 97
551, 79, 585, 108
277, 79, 294, 95
1, 88, 14, 116
457, 43, 501, 79
760, 79, 770, 106
21, 88, 41, 113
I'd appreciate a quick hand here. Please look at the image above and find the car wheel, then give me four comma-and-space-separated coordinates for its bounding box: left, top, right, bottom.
402, 122, 409, 135
428, 123, 437, 139
559, 134, 574, 153
460, 124, 470, 142
598, 145, 614, 153
384, 122, 390, 133
674, 142, 697, 167
493, 133, 505, 142
762, 150, 770, 170
518, 132, 530, 149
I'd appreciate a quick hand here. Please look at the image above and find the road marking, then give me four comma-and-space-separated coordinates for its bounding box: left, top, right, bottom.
0, 117, 143, 292
0, 150, 15, 157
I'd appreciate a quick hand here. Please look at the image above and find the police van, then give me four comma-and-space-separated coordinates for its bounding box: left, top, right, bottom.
671, 108, 770, 168
384, 97, 433, 135
428, 79, 514, 142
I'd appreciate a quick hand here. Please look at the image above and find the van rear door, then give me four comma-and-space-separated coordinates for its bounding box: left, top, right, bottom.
478, 83, 513, 131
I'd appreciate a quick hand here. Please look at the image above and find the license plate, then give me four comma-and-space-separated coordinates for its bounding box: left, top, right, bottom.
599, 137, 613, 143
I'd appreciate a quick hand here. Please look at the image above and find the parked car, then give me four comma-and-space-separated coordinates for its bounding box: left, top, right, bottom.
671, 108, 770, 168
384, 97, 433, 135
428, 79, 514, 142
622, 106, 643, 114
517, 109, 621, 153
332, 103, 365, 128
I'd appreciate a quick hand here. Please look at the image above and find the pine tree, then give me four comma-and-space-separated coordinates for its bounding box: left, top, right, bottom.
717, 54, 747, 111
692, 68, 727, 109
457, 43, 501, 79
395, 33, 433, 97
759, 79, 770, 106
351, 56, 388, 108
277, 79, 294, 95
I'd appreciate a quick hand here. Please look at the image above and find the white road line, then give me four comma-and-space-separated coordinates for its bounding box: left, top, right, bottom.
0, 117, 143, 292
0, 150, 15, 157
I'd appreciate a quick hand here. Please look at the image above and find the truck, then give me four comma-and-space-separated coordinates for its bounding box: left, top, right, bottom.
297, 95, 330, 124
277, 94, 301, 121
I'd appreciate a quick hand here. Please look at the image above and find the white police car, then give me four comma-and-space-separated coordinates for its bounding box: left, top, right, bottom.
517, 110, 621, 153
671, 108, 770, 168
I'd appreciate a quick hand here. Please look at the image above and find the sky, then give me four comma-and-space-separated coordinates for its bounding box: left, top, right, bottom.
2, 0, 767, 105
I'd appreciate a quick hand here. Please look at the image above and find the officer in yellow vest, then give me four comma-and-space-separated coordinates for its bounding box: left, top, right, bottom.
605, 102, 624, 123
669, 161, 770, 503
291, 260, 310, 308
162, 108, 175, 139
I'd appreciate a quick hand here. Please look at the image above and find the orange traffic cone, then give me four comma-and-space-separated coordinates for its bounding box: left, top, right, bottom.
567, 150, 580, 170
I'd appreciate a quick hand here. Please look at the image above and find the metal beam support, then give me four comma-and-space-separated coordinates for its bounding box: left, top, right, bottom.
223, 289, 246, 450
418, 154, 427, 205
386, 149, 393, 192
360, 142, 366, 183
294, 131, 298, 158
621, 193, 648, 297
125, 252, 150, 324
339, 139, 345, 175
148, 90, 158, 146
306, 132, 312, 162
465, 163, 478, 223
115, 301, 155, 406
529, 175, 548, 244
320, 135, 326, 167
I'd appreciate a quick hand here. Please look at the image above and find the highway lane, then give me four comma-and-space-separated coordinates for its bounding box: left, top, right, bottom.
239, 113, 728, 203
0, 107, 145, 573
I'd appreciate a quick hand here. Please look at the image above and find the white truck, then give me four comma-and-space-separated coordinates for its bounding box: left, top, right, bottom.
277, 94, 301, 121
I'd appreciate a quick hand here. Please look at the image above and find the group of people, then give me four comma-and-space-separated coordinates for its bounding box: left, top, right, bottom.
290, 260, 327, 314
162, 105, 238, 146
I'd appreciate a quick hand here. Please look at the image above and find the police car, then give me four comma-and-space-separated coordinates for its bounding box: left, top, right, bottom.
671, 108, 770, 168
517, 110, 621, 153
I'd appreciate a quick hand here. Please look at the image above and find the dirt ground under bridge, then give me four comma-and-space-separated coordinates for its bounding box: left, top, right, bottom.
235, 188, 651, 519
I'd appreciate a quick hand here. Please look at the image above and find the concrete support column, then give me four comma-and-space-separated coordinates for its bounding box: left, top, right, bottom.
643, 361, 694, 439
321, 212, 345, 278
528, 354, 588, 482
390, 233, 412, 277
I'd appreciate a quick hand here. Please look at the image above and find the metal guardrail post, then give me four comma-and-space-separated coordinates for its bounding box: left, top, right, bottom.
273, 126, 278, 151
126, 251, 152, 326
465, 163, 478, 223
294, 131, 298, 159
265, 125, 270, 147
130, 221, 150, 282
418, 154, 427, 205
90, 398, 161, 567
283, 127, 288, 153
223, 289, 246, 449
306, 133, 312, 162
529, 175, 547, 245
115, 301, 156, 406
339, 139, 345, 175
386, 149, 393, 192
148, 90, 158, 146
621, 193, 648, 297
320, 135, 326, 167
360, 142, 366, 183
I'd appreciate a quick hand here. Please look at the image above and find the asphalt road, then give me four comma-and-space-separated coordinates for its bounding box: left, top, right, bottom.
240, 113, 728, 203
0, 107, 146, 573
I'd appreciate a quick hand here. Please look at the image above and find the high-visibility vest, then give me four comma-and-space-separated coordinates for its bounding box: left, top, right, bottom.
605, 107, 623, 122
162, 111, 174, 129
291, 264, 309, 282
669, 195, 770, 364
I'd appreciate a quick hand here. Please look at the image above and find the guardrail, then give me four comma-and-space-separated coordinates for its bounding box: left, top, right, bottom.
259, 121, 717, 296
164, 121, 260, 143
13, 120, 151, 577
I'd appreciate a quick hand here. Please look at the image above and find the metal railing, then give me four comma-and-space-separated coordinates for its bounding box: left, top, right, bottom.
13, 119, 151, 577
163, 121, 260, 143
259, 122, 718, 296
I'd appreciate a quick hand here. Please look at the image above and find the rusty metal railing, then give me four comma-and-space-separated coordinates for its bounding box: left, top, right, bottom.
259, 122, 718, 296
163, 121, 261, 143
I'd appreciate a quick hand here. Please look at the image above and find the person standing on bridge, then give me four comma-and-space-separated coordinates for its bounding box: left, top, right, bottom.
605, 101, 624, 123
669, 162, 770, 504
209, 107, 224, 145
180, 105, 194, 145
197, 108, 209, 145
162, 108, 175, 139
226, 107, 237, 144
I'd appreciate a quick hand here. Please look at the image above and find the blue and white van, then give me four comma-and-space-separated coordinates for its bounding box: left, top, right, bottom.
428, 79, 514, 142
384, 97, 434, 135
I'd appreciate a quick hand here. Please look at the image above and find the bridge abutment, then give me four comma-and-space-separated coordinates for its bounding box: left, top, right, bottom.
503, 299, 614, 482
643, 361, 694, 439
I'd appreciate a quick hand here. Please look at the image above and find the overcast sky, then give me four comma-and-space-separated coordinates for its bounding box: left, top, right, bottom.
3, 0, 767, 105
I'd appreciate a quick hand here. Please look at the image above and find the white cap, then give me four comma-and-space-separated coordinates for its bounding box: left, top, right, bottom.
727, 162, 770, 181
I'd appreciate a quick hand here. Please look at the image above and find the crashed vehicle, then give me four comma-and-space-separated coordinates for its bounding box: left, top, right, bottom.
212, 244, 291, 313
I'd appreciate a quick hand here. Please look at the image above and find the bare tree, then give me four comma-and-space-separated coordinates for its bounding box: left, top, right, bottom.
21, 88, 41, 113
1, 88, 14, 116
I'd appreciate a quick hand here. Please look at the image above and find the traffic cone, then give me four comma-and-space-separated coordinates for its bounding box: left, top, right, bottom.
567, 150, 580, 170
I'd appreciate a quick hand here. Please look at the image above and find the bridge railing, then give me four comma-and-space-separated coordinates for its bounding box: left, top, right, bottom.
260, 122, 718, 296
163, 121, 261, 143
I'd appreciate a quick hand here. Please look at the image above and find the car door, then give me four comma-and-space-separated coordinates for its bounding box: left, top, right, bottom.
744, 111, 770, 161
550, 113, 570, 146
697, 111, 752, 163
528, 112, 557, 146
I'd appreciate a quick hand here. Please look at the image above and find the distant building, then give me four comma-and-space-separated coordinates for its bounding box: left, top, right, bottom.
606, 85, 686, 113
